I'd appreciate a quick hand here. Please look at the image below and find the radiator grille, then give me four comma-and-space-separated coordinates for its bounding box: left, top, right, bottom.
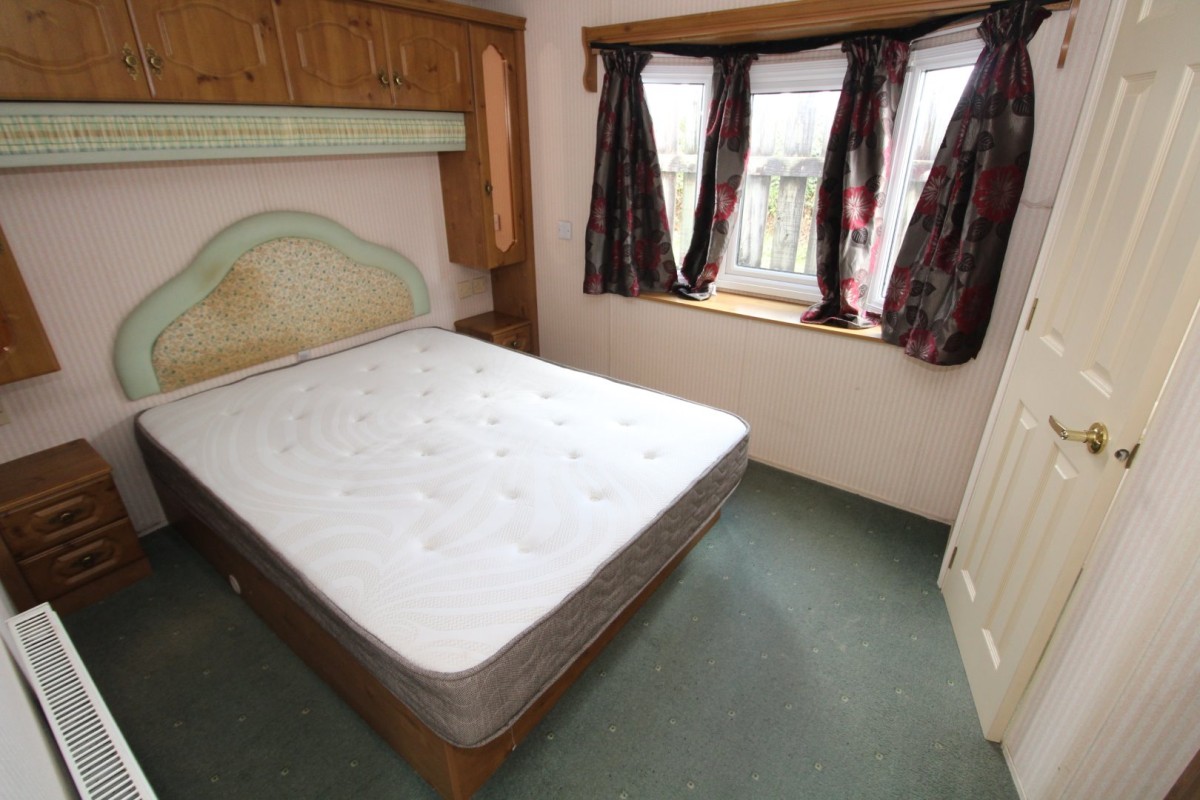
6, 604, 156, 800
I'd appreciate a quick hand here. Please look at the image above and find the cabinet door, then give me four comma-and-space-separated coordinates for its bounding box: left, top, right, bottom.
126, 0, 291, 103
274, 0, 392, 108
382, 11, 469, 112
0, 0, 150, 101
439, 25, 527, 268
0, 223, 60, 386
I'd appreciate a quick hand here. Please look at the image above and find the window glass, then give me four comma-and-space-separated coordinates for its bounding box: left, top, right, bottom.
877, 65, 975, 293
733, 89, 839, 279
644, 81, 706, 260
642, 45, 979, 309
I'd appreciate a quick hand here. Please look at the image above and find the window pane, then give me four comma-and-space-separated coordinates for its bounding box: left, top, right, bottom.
884, 65, 974, 266
644, 82, 705, 260
736, 90, 839, 276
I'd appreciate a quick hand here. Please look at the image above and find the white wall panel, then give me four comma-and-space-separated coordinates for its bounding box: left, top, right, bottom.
609, 300, 748, 412
0, 154, 490, 532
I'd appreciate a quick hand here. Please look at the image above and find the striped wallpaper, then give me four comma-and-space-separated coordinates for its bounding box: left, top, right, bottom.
494, 0, 1108, 522
0, 154, 496, 531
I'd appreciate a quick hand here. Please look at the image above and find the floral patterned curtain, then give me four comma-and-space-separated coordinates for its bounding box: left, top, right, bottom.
881, 1, 1050, 364
802, 37, 909, 329
584, 51, 676, 297
673, 54, 756, 301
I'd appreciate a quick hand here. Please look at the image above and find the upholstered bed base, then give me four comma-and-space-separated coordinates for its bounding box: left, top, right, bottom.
148, 468, 725, 799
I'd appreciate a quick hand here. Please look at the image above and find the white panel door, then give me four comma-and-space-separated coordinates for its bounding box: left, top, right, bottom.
944, 0, 1200, 741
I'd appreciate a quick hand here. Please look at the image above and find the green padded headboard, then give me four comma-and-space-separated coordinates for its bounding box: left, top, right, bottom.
115, 211, 431, 400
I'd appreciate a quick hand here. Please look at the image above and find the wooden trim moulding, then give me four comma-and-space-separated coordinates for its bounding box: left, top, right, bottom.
582, 0, 1075, 90
372, 0, 525, 30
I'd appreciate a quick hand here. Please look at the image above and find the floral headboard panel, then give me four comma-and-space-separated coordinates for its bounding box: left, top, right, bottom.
115, 211, 431, 400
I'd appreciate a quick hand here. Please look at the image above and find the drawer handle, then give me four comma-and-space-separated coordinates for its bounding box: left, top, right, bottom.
55, 510, 78, 526
75, 552, 98, 570
509, 339, 526, 350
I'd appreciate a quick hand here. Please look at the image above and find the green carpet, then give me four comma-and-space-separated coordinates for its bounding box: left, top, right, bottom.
64, 461, 1017, 799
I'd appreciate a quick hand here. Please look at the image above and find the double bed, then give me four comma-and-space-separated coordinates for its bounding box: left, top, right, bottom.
119, 213, 749, 798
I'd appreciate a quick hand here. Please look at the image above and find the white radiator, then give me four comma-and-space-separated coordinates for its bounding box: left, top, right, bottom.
6, 604, 156, 800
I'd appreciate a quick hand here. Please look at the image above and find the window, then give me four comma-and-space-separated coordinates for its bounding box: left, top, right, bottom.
643, 40, 980, 308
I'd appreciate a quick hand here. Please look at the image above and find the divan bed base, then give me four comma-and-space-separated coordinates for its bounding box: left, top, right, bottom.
154, 474, 719, 799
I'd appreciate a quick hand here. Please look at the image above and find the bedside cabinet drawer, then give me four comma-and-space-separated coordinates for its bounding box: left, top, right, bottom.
19, 518, 141, 601
0, 477, 126, 559
494, 323, 532, 352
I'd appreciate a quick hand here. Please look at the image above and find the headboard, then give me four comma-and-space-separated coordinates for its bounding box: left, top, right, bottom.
115, 211, 430, 400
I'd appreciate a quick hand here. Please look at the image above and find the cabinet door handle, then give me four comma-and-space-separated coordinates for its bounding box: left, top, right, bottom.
121, 44, 140, 79
392, 71, 404, 87
484, 180, 493, 195
145, 47, 164, 77
378, 70, 390, 88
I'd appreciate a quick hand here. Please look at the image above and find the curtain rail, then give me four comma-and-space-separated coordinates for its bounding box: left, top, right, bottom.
581, 0, 1076, 91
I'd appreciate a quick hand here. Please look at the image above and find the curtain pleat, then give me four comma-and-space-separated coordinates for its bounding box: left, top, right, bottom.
673, 54, 756, 301
584, 51, 676, 297
803, 37, 910, 329
881, 0, 1050, 364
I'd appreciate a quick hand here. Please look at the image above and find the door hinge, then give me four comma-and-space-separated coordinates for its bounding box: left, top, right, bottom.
1123, 441, 1141, 470
1024, 297, 1039, 331
947, 546, 958, 570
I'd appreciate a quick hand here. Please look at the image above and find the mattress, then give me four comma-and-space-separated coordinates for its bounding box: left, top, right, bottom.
136, 327, 748, 747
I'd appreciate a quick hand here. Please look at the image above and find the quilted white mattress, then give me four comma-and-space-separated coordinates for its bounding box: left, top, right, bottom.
138, 327, 748, 677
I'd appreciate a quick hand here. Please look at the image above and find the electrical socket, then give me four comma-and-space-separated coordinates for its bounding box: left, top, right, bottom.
472, 277, 487, 295
457, 279, 473, 299
556, 220, 573, 240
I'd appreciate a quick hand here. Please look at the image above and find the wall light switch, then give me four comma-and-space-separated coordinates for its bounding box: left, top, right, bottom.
457, 279, 473, 299
0, 401, 10, 426
557, 220, 573, 240
472, 277, 487, 295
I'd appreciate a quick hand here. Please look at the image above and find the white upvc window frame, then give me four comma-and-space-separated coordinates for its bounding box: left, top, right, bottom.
866, 38, 983, 314
643, 40, 982, 310
717, 58, 846, 303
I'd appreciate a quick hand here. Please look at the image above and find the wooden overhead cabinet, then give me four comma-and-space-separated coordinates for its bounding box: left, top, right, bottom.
124, 0, 292, 104
0, 0, 151, 101
275, 0, 470, 111
0, 0, 291, 104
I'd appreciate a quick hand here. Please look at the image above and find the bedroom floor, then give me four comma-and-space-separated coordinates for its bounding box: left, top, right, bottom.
63, 461, 1018, 799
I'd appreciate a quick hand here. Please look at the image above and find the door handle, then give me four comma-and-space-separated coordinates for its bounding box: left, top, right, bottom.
1049, 416, 1108, 454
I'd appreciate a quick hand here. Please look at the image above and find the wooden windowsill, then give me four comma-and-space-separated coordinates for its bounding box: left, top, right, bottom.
638, 291, 887, 344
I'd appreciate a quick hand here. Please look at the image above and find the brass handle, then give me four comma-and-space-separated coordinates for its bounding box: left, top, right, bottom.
509, 339, 526, 350
145, 47, 164, 77
122, 44, 139, 78
392, 71, 404, 87
76, 553, 97, 570
55, 510, 77, 526
1049, 416, 1108, 454
484, 180, 493, 195
378, 69, 390, 87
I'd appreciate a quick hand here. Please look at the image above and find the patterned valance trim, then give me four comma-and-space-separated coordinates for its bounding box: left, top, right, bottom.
0, 103, 465, 168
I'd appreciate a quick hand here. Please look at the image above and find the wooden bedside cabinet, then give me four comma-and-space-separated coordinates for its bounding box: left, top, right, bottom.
0, 439, 150, 614
454, 311, 533, 353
